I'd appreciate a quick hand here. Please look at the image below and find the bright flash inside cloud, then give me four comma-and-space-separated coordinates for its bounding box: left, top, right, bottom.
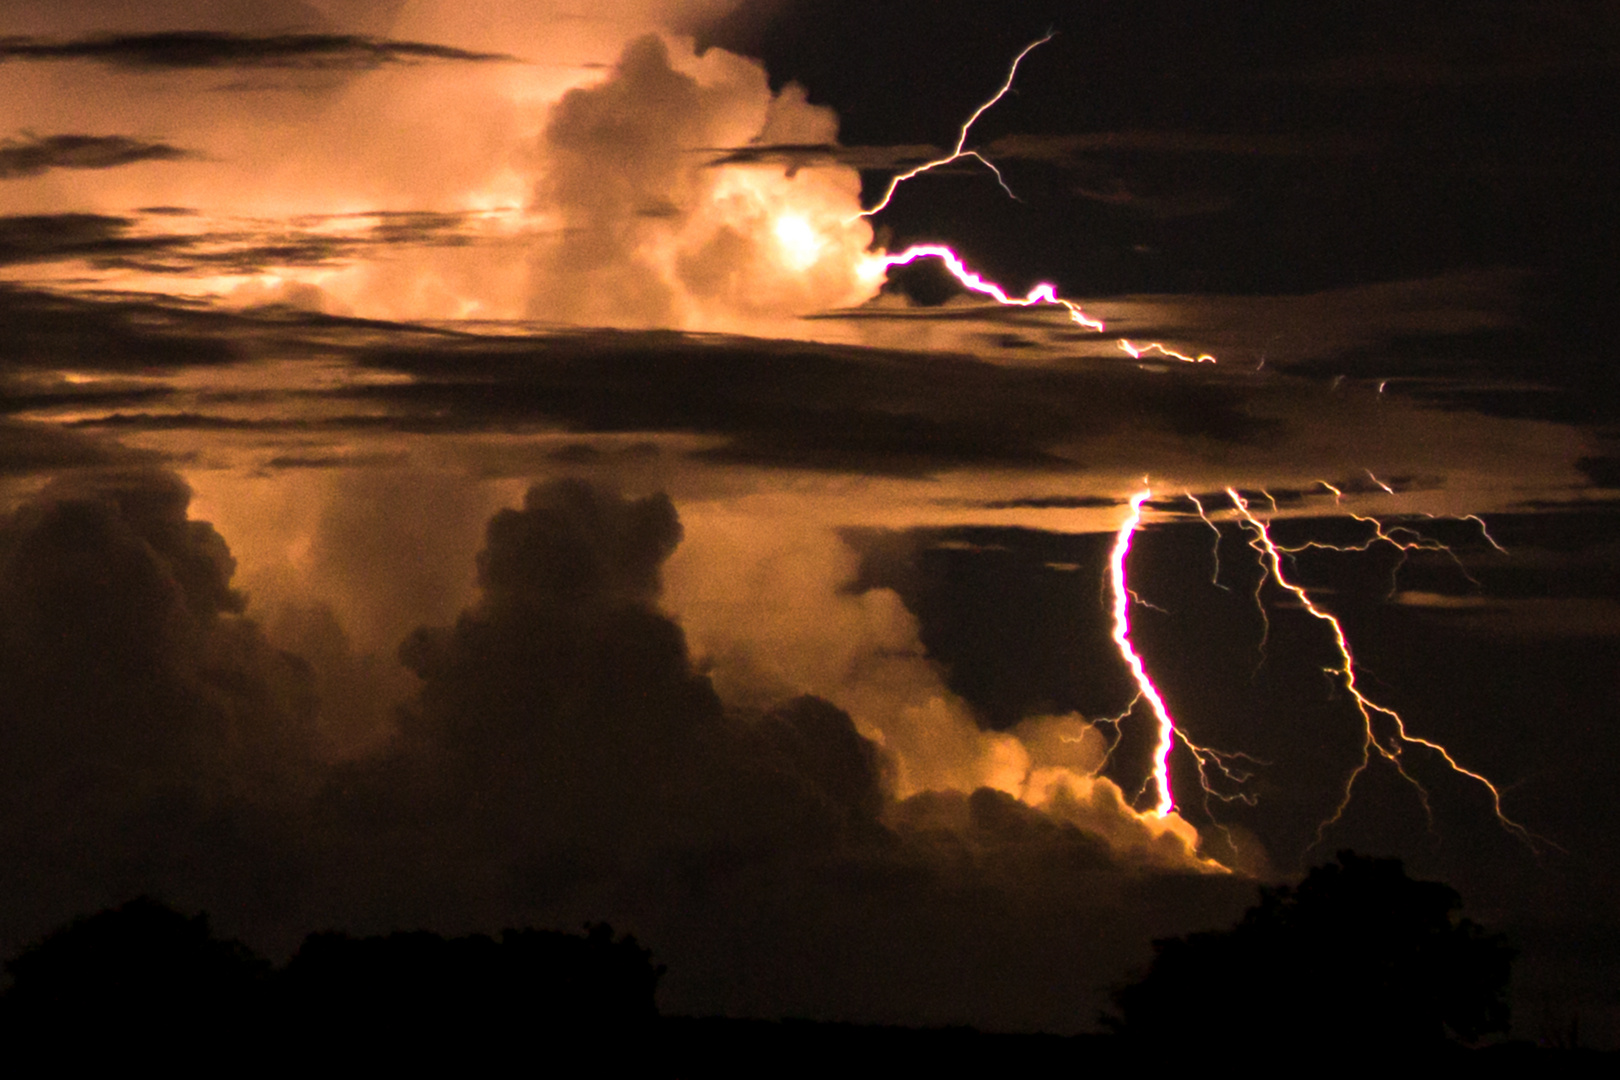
773, 215, 823, 270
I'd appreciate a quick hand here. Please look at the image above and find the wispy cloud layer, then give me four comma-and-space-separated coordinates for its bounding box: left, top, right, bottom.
0, 32, 516, 71
0, 134, 194, 179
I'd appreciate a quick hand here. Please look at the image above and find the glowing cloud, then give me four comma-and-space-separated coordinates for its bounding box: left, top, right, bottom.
530, 34, 879, 331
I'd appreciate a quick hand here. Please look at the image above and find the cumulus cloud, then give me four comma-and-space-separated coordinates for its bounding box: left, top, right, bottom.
0, 469, 322, 941
0, 3, 886, 331
663, 500, 1214, 867
0, 469, 1248, 1028
530, 33, 880, 331
378, 479, 888, 868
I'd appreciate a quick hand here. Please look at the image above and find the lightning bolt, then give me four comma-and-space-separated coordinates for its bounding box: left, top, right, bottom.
854, 31, 1054, 220
1223, 488, 1538, 849
872, 244, 1106, 330
845, 35, 1538, 854
1107, 490, 1262, 850
1109, 490, 1179, 815
1278, 480, 1503, 595
1118, 340, 1216, 365
849, 34, 1217, 359
1365, 469, 1396, 494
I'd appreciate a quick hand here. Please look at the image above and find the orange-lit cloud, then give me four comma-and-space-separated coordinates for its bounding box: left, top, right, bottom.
0, 2, 891, 332
529, 34, 878, 330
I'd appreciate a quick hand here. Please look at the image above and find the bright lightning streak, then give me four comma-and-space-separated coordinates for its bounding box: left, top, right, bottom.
1224, 488, 1538, 849
1108, 490, 1258, 834
1119, 340, 1216, 365
847, 35, 1219, 362
854, 35, 1531, 854
1458, 514, 1508, 554
1109, 489, 1179, 815
855, 31, 1054, 220
868, 243, 1217, 359
872, 244, 1106, 330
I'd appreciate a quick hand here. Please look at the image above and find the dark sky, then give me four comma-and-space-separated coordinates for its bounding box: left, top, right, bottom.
0, 0, 1617, 1045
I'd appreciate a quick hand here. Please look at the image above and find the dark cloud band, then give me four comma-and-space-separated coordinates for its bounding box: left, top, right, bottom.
0, 32, 517, 71
0, 135, 194, 180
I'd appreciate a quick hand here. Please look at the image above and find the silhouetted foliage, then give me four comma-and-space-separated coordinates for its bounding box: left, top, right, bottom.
281, 922, 663, 1046
1, 899, 662, 1058
1106, 852, 1513, 1051
0, 897, 268, 1048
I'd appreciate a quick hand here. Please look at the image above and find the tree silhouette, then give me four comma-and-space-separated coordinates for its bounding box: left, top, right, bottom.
1107, 851, 1513, 1051
280, 922, 663, 1043
0, 896, 268, 1050
1, 899, 664, 1060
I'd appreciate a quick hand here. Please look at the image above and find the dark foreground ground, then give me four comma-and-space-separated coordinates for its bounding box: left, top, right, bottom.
659, 1017, 1605, 1072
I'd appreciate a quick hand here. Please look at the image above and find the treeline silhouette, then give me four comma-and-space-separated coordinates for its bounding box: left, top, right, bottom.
0, 856, 1599, 1065
1107, 851, 1516, 1055
0, 898, 660, 1061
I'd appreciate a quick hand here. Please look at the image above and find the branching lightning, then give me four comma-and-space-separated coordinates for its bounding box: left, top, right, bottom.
849, 34, 1218, 360
1091, 691, 1144, 773
1186, 492, 1230, 591
1109, 490, 1264, 830
841, 34, 1540, 857
1099, 483, 1537, 859
1292, 481, 1487, 593
1128, 588, 1169, 614
1222, 488, 1537, 849
854, 31, 1054, 221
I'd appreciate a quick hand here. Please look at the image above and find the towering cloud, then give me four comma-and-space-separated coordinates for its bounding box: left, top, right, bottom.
0, 465, 1251, 1028
383, 479, 889, 873
0, 469, 321, 941
0, 2, 882, 331
532, 33, 879, 330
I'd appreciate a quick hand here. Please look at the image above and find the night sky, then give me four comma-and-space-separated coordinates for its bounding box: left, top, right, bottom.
1, 0, 1616, 1045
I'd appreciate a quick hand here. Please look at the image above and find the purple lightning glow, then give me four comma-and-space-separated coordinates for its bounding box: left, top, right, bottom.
873, 243, 1106, 330
1108, 489, 1179, 815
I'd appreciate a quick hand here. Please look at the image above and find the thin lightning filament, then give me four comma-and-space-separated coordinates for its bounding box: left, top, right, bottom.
855, 32, 1054, 220
1224, 488, 1536, 848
